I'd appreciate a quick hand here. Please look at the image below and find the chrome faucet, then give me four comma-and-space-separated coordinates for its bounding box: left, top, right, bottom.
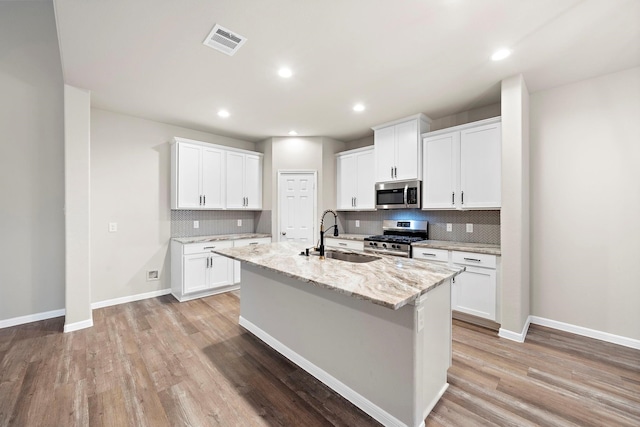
319, 209, 339, 259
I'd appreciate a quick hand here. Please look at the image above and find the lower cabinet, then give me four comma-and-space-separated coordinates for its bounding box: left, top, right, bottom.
413, 249, 499, 323
324, 238, 364, 251
232, 237, 272, 282
171, 240, 235, 302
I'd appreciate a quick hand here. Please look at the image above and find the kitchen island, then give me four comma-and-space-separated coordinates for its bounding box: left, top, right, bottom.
213, 242, 463, 427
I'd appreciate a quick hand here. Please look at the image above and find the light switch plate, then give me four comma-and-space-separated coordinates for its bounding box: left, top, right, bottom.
193, 221, 199, 229
108, 222, 117, 232
237, 219, 242, 227
446, 223, 452, 232
355, 220, 360, 228
466, 223, 473, 233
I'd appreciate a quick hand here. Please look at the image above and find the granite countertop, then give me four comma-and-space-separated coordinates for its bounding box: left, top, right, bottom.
172, 233, 271, 244
326, 233, 370, 241
412, 240, 501, 256
213, 241, 463, 310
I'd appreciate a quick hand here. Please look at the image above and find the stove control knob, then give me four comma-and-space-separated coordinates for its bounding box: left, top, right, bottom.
391, 244, 397, 249
382, 243, 387, 248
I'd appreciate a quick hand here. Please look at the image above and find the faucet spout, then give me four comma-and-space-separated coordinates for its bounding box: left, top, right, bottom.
319, 209, 339, 259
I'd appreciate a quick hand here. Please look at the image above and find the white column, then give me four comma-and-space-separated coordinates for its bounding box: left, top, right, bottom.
63, 84, 93, 332
499, 74, 531, 340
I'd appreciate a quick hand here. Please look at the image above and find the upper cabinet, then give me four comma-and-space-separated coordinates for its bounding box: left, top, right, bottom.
171, 137, 263, 210
336, 147, 375, 211
422, 117, 501, 210
372, 114, 431, 183
226, 151, 262, 209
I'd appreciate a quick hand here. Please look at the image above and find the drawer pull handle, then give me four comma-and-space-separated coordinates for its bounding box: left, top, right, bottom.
339, 243, 347, 246
464, 257, 481, 262
422, 253, 436, 257
249, 242, 259, 245
204, 246, 216, 249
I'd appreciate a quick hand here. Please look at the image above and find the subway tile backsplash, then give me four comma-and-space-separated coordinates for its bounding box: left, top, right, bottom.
338, 209, 500, 245
171, 210, 256, 237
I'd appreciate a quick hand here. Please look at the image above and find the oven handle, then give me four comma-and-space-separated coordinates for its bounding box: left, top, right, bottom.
364, 247, 410, 258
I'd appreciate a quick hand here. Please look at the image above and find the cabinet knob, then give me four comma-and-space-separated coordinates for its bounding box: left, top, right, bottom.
281, 232, 287, 236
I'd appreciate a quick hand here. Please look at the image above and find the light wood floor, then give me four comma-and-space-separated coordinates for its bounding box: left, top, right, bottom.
1, 292, 638, 426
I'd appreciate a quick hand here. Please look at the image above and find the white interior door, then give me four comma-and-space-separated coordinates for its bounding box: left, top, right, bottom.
278, 172, 316, 244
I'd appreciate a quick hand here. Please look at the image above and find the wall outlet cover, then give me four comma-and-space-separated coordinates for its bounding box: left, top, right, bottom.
466, 223, 473, 233
355, 220, 360, 228
108, 222, 117, 232
193, 220, 199, 229
146, 270, 159, 281
446, 223, 452, 232
237, 219, 242, 227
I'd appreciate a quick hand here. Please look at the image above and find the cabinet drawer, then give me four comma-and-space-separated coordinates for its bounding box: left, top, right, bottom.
412, 248, 449, 263
183, 240, 234, 255
452, 251, 496, 269
325, 238, 364, 251
234, 237, 271, 247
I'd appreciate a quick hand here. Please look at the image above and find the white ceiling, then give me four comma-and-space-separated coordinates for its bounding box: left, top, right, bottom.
53, 0, 640, 142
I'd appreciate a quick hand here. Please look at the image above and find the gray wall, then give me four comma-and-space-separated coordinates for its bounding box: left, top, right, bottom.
90, 108, 255, 304
0, 1, 65, 322
530, 67, 640, 340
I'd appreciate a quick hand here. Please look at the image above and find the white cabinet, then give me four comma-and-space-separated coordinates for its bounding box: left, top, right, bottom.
324, 238, 364, 252
171, 137, 263, 210
412, 248, 499, 322
451, 251, 497, 321
171, 141, 225, 209
171, 240, 235, 301
232, 237, 272, 283
336, 147, 375, 210
422, 117, 501, 210
226, 151, 262, 209
372, 114, 431, 183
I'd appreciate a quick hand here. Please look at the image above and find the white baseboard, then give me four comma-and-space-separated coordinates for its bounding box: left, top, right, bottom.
91, 288, 171, 309
529, 316, 640, 350
498, 316, 531, 343
239, 316, 414, 427
0, 308, 66, 329
63, 318, 94, 333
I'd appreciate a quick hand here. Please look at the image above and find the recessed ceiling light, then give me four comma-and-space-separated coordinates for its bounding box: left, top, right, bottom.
278, 67, 293, 78
353, 103, 365, 112
491, 48, 511, 61
217, 109, 230, 118
288, 130, 298, 136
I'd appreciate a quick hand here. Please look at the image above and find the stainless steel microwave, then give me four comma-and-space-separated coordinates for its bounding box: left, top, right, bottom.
375, 180, 421, 209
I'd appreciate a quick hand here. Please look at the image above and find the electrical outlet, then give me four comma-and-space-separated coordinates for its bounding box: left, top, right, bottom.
355, 220, 360, 228
193, 221, 199, 229
446, 223, 452, 232
466, 223, 473, 233
108, 222, 117, 232
146, 270, 159, 281
237, 219, 242, 227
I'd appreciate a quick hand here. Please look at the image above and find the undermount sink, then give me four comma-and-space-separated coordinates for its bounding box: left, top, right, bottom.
323, 250, 380, 263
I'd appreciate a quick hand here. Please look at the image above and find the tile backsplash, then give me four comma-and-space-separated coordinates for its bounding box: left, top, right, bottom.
171, 210, 256, 237
338, 209, 500, 245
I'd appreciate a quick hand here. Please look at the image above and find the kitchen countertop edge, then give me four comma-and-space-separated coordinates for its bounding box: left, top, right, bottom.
172, 233, 272, 244
412, 240, 501, 256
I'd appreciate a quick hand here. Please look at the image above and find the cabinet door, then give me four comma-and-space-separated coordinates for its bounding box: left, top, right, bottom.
374, 126, 396, 182
201, 147, 225, 209
183, 254, 209, 294
244, 154, 262, 209
451, 266, 496, 321
460, 123, 501, 208
355, 150, 375, 209
226, 151, 246, 209
394, 120, 419, 181
423, 133, 459, 209
209, 254, 234, 289
177, 144, 202, 208
337, 154, 358, 210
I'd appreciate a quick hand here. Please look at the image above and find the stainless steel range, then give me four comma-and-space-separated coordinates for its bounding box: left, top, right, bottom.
364, 220, 428, 258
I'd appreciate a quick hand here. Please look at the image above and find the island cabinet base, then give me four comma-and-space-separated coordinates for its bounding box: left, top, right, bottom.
238, 264, 452, 427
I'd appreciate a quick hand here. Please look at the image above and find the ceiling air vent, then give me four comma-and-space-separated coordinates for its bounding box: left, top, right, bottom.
203, 24, 247, 56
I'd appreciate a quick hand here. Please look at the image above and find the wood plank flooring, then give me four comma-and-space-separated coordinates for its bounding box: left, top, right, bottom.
1, 291, 638, 426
